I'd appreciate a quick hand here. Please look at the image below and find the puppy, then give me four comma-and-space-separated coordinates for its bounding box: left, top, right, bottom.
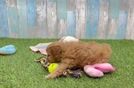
45, 41, 112, 79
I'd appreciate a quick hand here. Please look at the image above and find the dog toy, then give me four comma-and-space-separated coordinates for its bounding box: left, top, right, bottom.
84, 63, 115, 78
0, 45, 16, 55
30, 43, 52, 55
84, 65, 104, 77
35, 57, 115, 78
59, 36, 79, 43
48, 63, 59, 73
92, 63, 116, 73
35, 56, 82, 78
29, 36, 78, 55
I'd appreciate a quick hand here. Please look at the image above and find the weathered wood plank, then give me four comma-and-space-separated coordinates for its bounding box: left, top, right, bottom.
67, 0, 76, 37
0, 0, 9, 37
47, 0, 57, 38
126, 0, 134, 39
27, 0, 36, 27
26, 0, 37, 38
57, 0, 67, 38
6, 0, 19, 38
116, 0, 128, 39
76, 0, 86, 39
97, 0, 109, 39
17, 0, 28, 38
85, 0, 100, 39
36, 0, 47, 38
0, 0, 134, 39
107, 0, 120, 39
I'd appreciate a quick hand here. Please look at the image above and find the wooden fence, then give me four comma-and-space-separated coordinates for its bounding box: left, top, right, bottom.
0, 0, 134, 39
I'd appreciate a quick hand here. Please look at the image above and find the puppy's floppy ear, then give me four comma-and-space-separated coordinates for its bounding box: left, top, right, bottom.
47, 45, 62, 56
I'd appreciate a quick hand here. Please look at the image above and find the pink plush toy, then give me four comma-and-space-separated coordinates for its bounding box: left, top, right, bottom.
84, 63, 115, 77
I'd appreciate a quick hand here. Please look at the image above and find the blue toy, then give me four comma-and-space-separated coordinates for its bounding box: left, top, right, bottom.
0, 45, 16, 55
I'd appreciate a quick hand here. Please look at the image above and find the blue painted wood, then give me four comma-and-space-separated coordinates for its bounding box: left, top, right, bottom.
36, 0, 47, 38
109, 0, 120, 19
116, 11, 128, 39
97, 0, 109, 39
8, 8, 19, 37
17, 0, 28, 38
57, 0, 67, 20
27, 0, 36, 27
0, 0, 9, 37
126, 0, 134, 39
47, 0, 57, 38
67, 11, 76, 36
57, 0, 67, 37
7, 0, 19, 38
85, 0, 100, 39
106, 0, 120, 39
0, 0, 133, 39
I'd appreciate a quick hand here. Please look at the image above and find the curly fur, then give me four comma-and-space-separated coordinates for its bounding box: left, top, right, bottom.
45, 41, 112, 79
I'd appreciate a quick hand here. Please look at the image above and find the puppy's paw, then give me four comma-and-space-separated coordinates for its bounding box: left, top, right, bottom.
45, 74, 51, 79
45, 74, 57, 79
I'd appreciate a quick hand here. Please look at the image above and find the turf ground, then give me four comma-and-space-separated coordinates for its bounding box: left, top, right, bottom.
0, 39, 134, 88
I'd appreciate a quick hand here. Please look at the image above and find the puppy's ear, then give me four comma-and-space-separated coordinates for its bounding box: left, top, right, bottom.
47, 45, 62, 56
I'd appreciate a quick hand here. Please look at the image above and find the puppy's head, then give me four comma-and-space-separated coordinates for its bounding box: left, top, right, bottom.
46, 42, 62, 63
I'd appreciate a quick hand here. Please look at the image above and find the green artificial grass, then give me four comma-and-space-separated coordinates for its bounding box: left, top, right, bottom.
0, 38, 134, 88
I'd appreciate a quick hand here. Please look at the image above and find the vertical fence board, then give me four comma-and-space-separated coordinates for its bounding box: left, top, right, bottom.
47, 0, 57, 38
126, 0, 134, 39
36, 0, 47, 38
76, 0, 86, 39
106, 0, 120, 39
17, 0, 28, 38
0, 0, 9, 37
97, 0, 109, 39
27, 0, 36, 28
6, 0, 19, 38
85, 0, 100, 39
116, 0, 128, 39
0, 0, 134, 39
67, 0, 76, 37
57, 0, 67, 38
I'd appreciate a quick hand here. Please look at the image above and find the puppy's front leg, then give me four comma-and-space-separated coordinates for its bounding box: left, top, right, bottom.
45, 59, 73, 79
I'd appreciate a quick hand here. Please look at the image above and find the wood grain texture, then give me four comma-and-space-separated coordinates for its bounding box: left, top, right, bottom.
0, 0, 134, 39
116, 0, 128, 39
36, 0, 47, 38
126, 0, 134, 39
57, 0, 67, 38
0, 0, 9, 37
27, 0, 36, 27
17, 0, 28, 38
67, 11, 76, 37
67, 0, 76, 37
107, 0, 119, 39
47, 0, 57, 38
85, 0, 100, 39
97, 0, 109, 39
76, 0, 86, 39
6, 0, 19, 38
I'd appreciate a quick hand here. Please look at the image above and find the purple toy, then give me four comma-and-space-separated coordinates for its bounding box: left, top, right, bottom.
84, 63, 115, 77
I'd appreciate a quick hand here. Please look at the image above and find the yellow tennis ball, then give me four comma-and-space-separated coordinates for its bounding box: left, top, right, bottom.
48, 63, 59, 73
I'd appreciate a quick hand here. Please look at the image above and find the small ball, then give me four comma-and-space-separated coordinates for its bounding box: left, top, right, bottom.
48, 63, 59, 73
